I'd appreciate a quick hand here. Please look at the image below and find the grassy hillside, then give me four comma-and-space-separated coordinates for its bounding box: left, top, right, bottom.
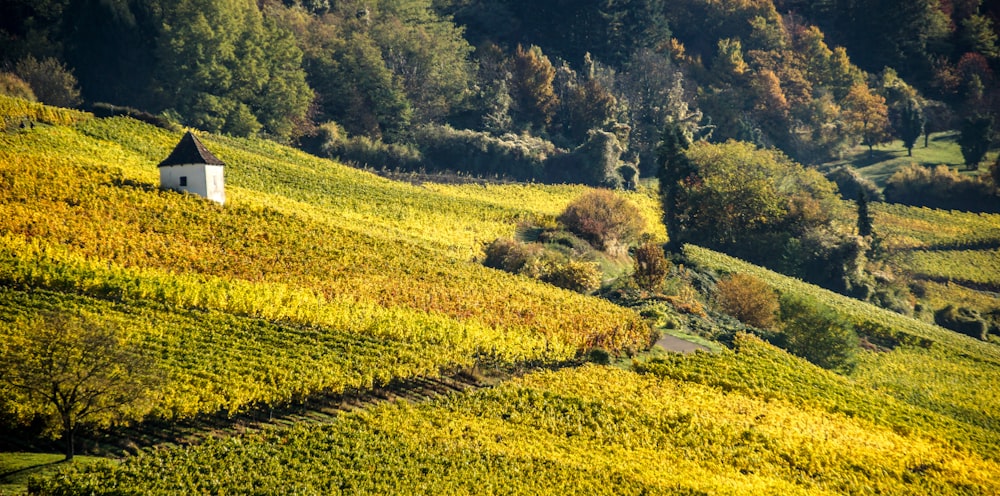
683, 244, 1000, 458
4, 96, 1000, 494
31, 360, 1000, 495
0, 95, 656, 423
822, 132, 996, 188
869, 202, 1000, 327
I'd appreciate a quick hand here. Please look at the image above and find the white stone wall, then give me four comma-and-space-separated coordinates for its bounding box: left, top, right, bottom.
159, 164, 226, 204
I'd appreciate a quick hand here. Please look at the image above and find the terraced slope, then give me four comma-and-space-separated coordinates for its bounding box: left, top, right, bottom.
0, 95, 653, 422
32, 363, 1000, 495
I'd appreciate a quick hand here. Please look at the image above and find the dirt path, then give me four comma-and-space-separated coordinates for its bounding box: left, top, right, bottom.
655, 334, 710, 354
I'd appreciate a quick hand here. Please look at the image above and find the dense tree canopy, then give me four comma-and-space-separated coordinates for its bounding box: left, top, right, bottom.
154, 0, 313, 140
1, 0, 997, 179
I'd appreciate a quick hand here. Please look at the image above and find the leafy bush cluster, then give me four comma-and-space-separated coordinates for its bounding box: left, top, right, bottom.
544, 129, 638, 188
556, 190, 645, 252
778, 294, 859, 371
413, 125, 556, 181
934, 305, 990, 341
662, 139, 872, 297
89, 103, 179, 131
825, 166, 884, 202
483, 237, 602, 294
0, 72, 36, 101
313, 121, 422, 171
884, 164, 999, 212
713, 272, 857, 371
483, 190, 648, 294
13, 56, 81, 108
714, 273, 780, 330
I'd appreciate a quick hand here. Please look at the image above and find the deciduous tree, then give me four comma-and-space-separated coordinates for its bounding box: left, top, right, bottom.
0, 312, 157, 461
154, 0, 312, 141
842, 84, 891, 157
510, 44, 559, 132
14, 56, 81, 108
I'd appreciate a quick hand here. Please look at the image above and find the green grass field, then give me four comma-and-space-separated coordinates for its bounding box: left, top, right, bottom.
0, 453, 104, 495
822, 131, 996, 188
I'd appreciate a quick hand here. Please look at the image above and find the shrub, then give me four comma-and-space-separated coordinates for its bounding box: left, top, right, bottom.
632, 241, 670, 292
587, 347, 611, 364
89, 103, 180, 131
826, 166, 884, 201
483, 238, 543, 275
545, 129, 626, 187
0, 73, 36, 101
413, 125, 555, 180
318, 123, 422, 171
779, 294, 858, 371
617, 163, 639, 190
715, 273, 779, 330
934, 305, 988, 341
884, 164, 998, 212
542, 260, 602, 293
557, 189, 646, 251
14, 56, 82, 108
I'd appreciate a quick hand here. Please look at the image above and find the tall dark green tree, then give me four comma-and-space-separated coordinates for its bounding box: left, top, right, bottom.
898, 98, 924, 157
958, 114, 994, 170
856, 190, 873, 237
655, 121, 692, 250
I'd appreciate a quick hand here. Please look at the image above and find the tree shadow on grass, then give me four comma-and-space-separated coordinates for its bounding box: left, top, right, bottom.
0, 456, 65, 484
852, 150, 899, 168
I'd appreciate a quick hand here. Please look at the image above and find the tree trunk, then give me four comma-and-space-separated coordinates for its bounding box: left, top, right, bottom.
63, 419, 74, 462
907, 147, 912, 157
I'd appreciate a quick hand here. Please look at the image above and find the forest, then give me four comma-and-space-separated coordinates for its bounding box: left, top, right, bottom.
2, 0, 998, 184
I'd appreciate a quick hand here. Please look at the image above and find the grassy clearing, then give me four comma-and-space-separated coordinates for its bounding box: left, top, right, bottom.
0, 453, 104, 495
821, 131, 996, 188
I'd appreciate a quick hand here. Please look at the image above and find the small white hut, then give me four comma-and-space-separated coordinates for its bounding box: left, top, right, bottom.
158, 131, 226, 204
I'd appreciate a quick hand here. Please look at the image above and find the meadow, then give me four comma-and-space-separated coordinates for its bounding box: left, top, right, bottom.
822, 131, 994, 188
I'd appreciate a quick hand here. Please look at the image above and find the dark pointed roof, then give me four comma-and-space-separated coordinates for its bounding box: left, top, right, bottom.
158, 131, 225, 167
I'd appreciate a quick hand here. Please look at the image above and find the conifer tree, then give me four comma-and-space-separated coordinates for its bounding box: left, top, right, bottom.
898, 98, 924, 157
656, 122, 692, 250
510, 44, 559, 132
958, 114, 994, 170
856, 190, 873, 237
